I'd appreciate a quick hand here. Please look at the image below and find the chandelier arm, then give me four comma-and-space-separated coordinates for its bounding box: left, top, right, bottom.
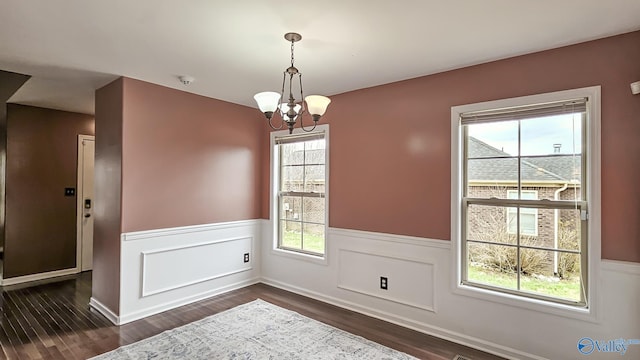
279, 72, 287, 118
298, 73, 306, 116
268, 115, 284, 131
288, 73, 295, 105
299, 120, 318, 133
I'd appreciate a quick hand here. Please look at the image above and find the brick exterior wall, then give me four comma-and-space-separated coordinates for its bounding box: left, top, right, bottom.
467, 184, 581, 275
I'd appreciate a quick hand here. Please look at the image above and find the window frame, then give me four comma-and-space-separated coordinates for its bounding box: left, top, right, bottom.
451, 87, 601, 321
270, 124, 329, 264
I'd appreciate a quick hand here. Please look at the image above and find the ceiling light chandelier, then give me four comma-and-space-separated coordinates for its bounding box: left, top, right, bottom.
254, 32, 331, 134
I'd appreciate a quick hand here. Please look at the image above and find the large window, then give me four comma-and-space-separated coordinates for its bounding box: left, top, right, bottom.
452, 87, 600, 310
272, 128, 328, 257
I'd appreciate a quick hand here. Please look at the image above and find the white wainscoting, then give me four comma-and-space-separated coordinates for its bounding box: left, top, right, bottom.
337, 249, 435, 312
141, 236, 253, 297
109, 220, 261, 325
88, 219, 640, 359
261, 220, 640, 360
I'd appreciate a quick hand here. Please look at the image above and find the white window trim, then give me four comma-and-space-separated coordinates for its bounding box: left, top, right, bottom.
450, 86, 601, 322
270, 124, 329, 265
506, 190, 538, 236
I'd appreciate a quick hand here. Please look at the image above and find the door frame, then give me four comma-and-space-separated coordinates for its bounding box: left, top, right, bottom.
76, 134, 95, 273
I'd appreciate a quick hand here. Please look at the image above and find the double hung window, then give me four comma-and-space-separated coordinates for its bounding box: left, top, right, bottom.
453, 88, 600, 308
273, 129, 328, 257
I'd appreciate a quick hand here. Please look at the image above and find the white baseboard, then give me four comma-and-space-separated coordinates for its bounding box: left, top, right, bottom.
119, 278, 260, 325
261, 277, 541, 360
89, 297, 120, 325
1, 267, 78, 286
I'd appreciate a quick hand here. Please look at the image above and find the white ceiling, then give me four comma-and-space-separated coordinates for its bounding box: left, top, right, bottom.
1, 0, 639, 115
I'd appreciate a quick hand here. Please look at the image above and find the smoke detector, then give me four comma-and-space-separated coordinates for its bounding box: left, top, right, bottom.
178, 75, 194, 86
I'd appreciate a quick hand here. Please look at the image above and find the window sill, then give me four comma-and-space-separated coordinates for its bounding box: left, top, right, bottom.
271, 247, 329, 266
453, 282, 598, 323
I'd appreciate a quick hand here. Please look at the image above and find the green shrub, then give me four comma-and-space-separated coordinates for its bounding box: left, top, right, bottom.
557, 220, 580, 279
468, 236, 547, 275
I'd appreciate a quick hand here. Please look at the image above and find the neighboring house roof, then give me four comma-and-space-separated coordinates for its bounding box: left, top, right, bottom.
468, 137, 581, 183
525, 156, 582, 182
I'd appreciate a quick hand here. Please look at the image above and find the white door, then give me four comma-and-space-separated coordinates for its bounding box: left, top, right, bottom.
77, 135, 95, 271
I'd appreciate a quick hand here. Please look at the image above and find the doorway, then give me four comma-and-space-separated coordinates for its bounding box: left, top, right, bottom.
76, 135, 94, 272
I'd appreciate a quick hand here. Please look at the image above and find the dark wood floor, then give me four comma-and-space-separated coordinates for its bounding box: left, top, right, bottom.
0, 272, 504, 359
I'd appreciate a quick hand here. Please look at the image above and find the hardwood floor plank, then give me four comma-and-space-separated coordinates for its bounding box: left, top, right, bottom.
10, 290, 54, 341
0, 273, 505, 360
3, 292, 41, 356
0, 325, 21, 359
20, 288, 78, 360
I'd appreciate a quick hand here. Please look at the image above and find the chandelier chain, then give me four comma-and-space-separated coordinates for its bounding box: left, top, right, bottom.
290, 40, 295, 67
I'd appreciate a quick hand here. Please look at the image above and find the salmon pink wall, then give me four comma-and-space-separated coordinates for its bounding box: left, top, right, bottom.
120, 78, 263, 232
263, 31, 640, 263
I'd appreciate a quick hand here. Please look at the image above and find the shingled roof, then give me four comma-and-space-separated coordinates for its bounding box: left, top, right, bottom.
467, 137, 581, 183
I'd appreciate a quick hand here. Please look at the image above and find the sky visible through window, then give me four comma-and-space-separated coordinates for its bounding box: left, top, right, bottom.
468, 113, 582, 156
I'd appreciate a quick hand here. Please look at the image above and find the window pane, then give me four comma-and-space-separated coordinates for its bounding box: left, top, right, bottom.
302, 197, 325, 225
508, 211, 537, 235
467, 121, 519, 157
521, 212, 536, 235
557, 209, 581, 252
467, 204, 516, 245
305, 142, 325, 164
304, 165, 325, 192
505, 190, 538, 235
280, 142, 305, 165
559, 184, 582, 201
302, 223, 325, 254
506, 189, 537, 200
280, 220, 301, 249
281, 166, 303, 191
466, 159, 518, 198
280, 196, 301, 221
467, 242, 517, 290
521, 155, 582, 185
520, 248, 581, 302
520, 114, 582, 156
557, 252, 582, 289
520, 155, 581, 186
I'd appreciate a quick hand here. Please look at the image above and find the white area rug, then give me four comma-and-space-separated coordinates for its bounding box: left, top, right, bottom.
91, 299, 418, 359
